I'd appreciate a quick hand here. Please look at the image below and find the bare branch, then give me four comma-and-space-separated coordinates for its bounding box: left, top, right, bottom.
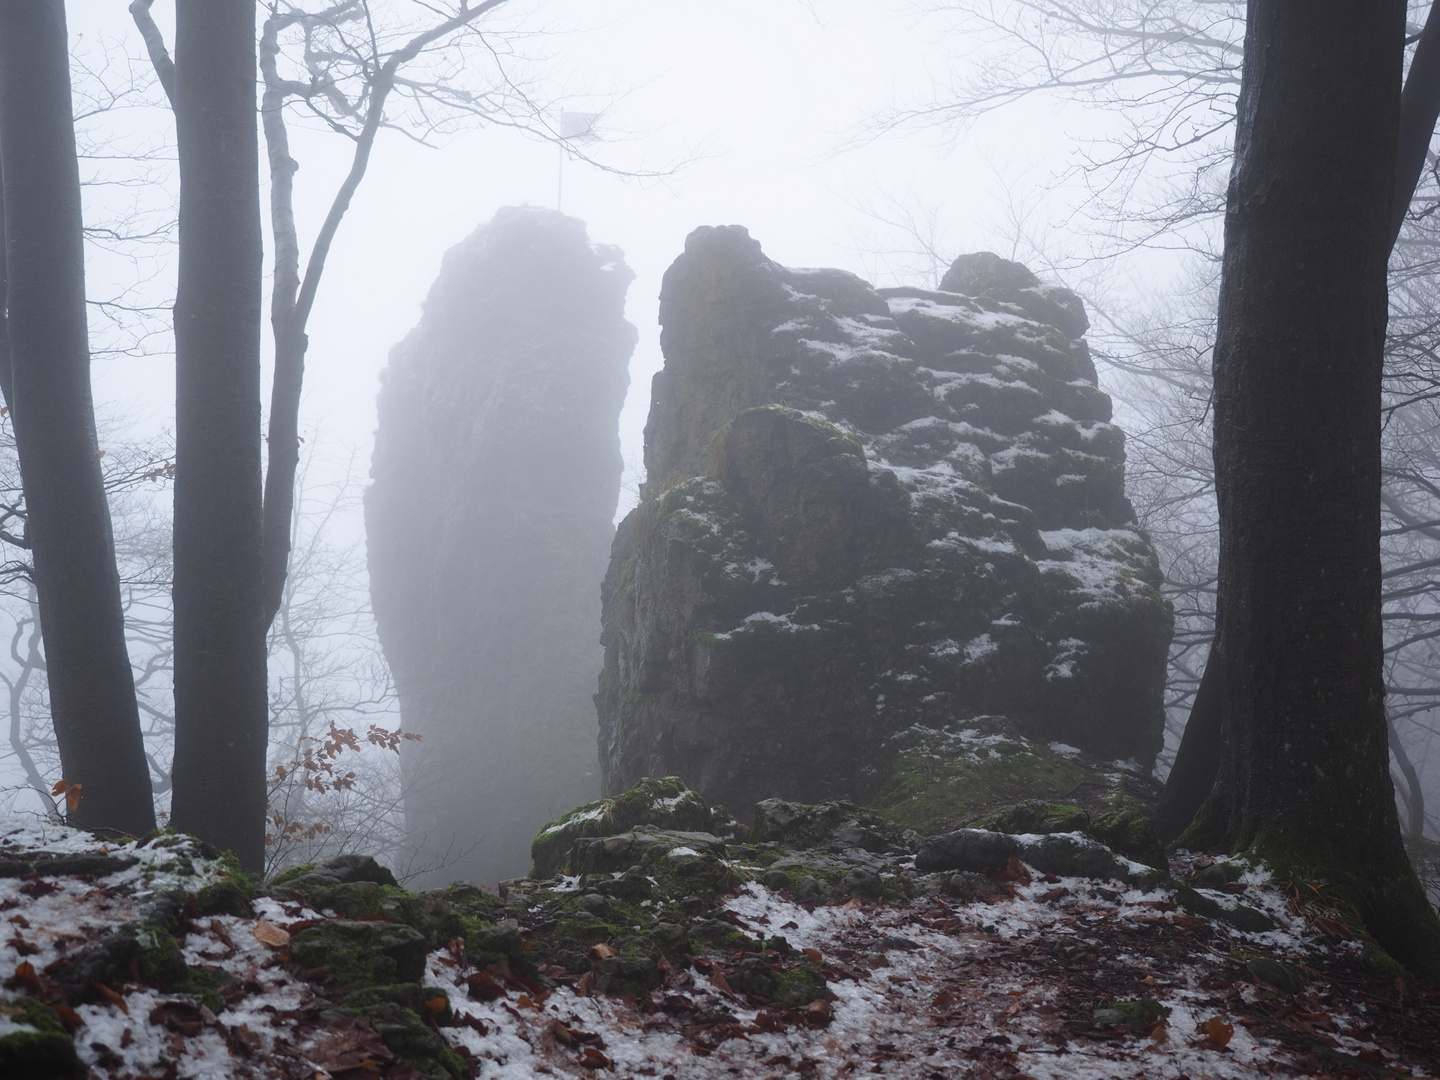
127, 0, 175, 109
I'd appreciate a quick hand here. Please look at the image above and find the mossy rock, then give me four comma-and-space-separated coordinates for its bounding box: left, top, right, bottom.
751, 799, 911, 853
327, 1001, 465, 1080
290, 921, 429, 989
466, 919, 525, 968
869, 719, 1159, 837
731, 956, 828, 1007
774, 963, 828, 1007
971, 801, 1165, 868
182, 965, 234, 1013
594, 953, 661, 996
530, 777, 712, 878
191, 873, 255, 918
1092, 998, 1167, 1030
423, 882, 514, 925
379, 890, 471, 948
274, 854, 397, 894
342, 983, 452, 1024
0, 998, 80, 1080
916, 827, 1154, 885
50, 921, 187, 1003
568, 827, 727, 877
1173, 886, 1277, 933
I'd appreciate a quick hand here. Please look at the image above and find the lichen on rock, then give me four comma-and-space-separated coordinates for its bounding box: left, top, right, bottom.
599, 226, 1172, 814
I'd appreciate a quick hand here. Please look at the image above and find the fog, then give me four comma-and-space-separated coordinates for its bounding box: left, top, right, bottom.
2, 0, 1436, 895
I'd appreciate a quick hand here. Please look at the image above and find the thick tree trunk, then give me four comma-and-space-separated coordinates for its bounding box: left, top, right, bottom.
1210, 0, 1440, 976
1392, 0, 1440, 246
1163, 0, 1440, 845
1154, 649, 1220, 845
168, 0, 268, 870
0, 1, 155, 837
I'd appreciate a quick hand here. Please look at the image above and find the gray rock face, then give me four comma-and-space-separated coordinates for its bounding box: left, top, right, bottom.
598, 226, 1171, 814
367, 206, 635, 884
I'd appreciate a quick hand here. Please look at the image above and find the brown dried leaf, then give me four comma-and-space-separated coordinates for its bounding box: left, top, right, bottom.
1199, 1016, 1234, 1048
252, 921, 290, 948
579, 1045, 612, 1069
801, 998, 834, 1028
50, 1003, 83, 1033
588, 943, 618, 960
465, 970, 505, 1002
94, 982, 129, 1014
6, 935, 39, 957
149, 1000, 204, 1036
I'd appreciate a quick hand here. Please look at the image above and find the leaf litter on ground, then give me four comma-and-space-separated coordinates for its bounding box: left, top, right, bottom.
1, 819, 1438, 1078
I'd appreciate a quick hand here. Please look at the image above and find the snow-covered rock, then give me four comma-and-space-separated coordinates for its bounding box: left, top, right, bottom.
599, 228, 1172, 814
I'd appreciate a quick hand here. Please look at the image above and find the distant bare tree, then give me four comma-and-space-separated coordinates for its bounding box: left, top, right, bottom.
263, 450, 412, 875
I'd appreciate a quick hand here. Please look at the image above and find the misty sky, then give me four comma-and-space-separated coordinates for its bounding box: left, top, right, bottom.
68, 0, 1109, 521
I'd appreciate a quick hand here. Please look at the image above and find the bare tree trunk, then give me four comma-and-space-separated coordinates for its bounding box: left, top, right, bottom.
168, 0, 268, 870
1162, 0, 1440, 843
1154, 644, 1220, 844
0, 0, 155, 838
1393, 0, 1440, 246
1204, 0, 1440, 977
256, 1, 509, 628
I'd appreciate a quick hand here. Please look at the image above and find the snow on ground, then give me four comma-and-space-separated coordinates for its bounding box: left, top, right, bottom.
429, 873, 1437, 1080
3, 820, 1439, 1078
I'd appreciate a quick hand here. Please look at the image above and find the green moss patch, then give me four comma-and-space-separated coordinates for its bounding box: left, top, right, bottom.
531, 776, 713, 878
290, 921, 430, 989
868, 719, 1161, 840
0, 998, 79, 1080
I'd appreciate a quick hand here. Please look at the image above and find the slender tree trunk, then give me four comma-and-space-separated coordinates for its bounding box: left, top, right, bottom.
1208, 0, 1440, 977
168, 0, 268, 870
255, 1, 506, 628
0, 1, 155, 838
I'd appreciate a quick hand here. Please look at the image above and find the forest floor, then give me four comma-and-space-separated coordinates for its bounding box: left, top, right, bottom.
2, 819, 1439, 1079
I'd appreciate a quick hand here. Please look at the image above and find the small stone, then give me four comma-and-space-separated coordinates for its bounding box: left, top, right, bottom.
1091, 1007, 1127, 1029
793, 876, 826, 902
945, 872, 986, 902
763, 870, 791, 892
1193, 861, 1241, 888
1246, 958, 1306, 994
841, 869, 884, 901
733, 957, 780, 997
878, 935, 919, 952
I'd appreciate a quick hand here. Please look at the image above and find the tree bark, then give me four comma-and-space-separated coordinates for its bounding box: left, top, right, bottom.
1388, 719, 1426, 838
168, 0, 268, 870
1392, 0, 1440, 246
0, 0, 155, 837
1209, 0, 1440, 977
1154, 647, 1220, 845
1162, 0, 1440, 852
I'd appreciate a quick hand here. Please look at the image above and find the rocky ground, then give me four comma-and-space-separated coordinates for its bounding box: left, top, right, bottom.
3, 778, 1439, 1079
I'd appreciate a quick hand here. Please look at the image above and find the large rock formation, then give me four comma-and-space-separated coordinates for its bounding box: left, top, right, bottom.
598, 227, 1171, 816
367, 207, 635, 885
